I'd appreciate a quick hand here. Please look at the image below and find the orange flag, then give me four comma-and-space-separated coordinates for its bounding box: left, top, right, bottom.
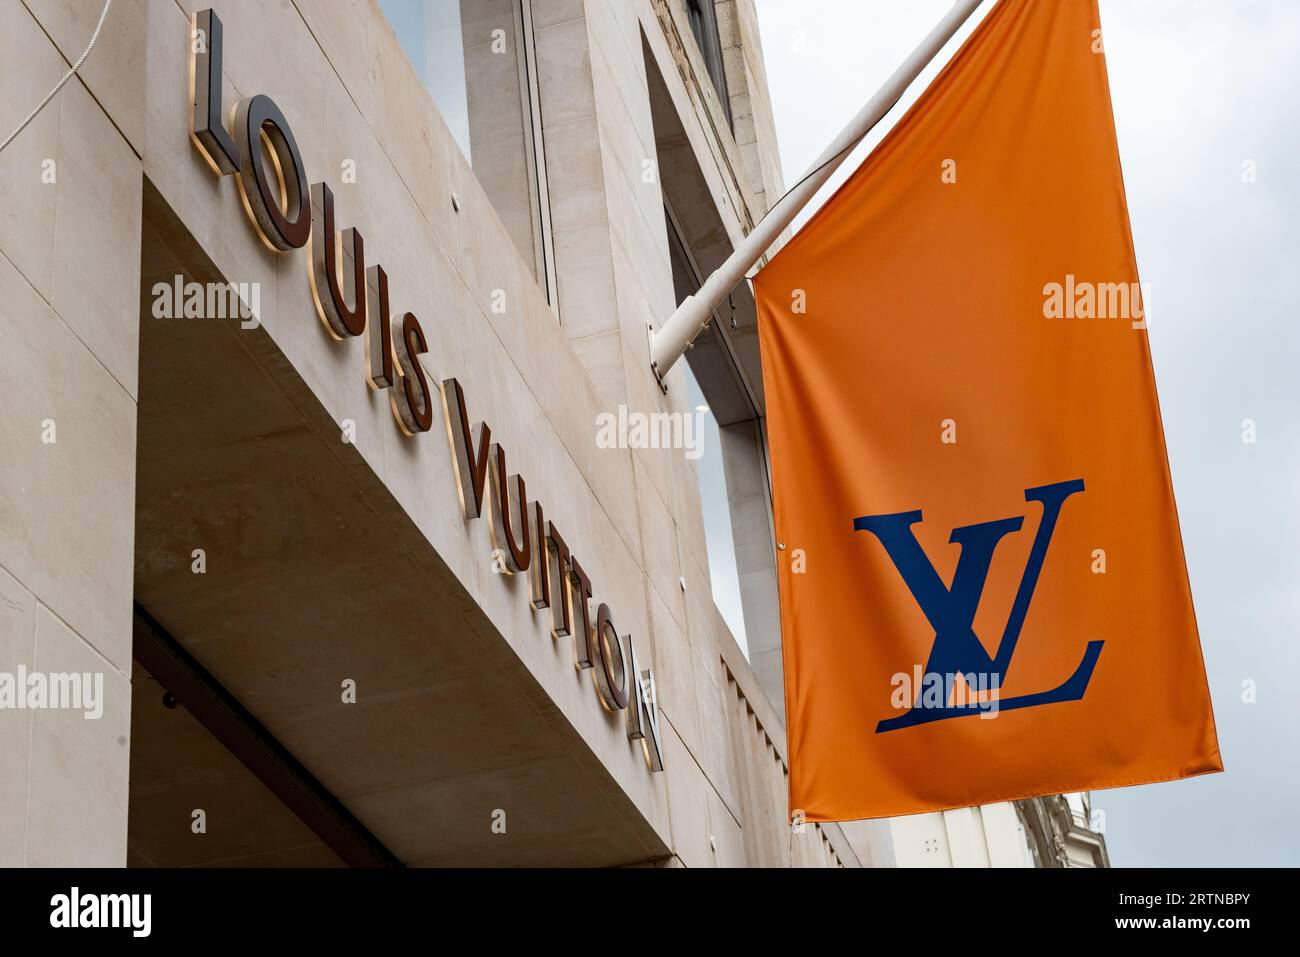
755, 0, 1221, 822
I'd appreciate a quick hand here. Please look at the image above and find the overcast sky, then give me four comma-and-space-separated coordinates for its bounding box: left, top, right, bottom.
755, 0, 1300, 867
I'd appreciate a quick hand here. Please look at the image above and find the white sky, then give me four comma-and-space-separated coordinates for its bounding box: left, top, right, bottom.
755, 0, 1300, 867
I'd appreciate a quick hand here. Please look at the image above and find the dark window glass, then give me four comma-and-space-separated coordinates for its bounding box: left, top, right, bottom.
685, 0, 733, 129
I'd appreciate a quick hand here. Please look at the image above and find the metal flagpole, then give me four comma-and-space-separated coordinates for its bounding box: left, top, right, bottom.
648, 0, 987, 386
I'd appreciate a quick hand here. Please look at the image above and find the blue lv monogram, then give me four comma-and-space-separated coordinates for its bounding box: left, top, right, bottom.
854, 479, 1103, 733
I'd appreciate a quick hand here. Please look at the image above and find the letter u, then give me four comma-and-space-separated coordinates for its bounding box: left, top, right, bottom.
308, 181, 366, 339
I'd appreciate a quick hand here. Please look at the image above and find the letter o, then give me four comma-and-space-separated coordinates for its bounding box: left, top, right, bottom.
234, 94, 310, 251
592, 604, 629, 711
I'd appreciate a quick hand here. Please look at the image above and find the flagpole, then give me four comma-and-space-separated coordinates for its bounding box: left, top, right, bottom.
648, 0, 987, 387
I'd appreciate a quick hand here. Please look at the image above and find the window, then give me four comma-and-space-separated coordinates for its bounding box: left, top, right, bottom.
683, 364, 749, 655
379, 0, 558, 304
665, 203, 765, 660
685, 0, 733, 129
650, 43, 783, 708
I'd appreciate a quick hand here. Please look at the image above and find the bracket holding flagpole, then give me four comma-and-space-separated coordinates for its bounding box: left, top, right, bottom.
648, 0, 987, 389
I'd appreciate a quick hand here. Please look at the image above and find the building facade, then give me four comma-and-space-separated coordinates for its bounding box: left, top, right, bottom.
0, 0, 1105, 868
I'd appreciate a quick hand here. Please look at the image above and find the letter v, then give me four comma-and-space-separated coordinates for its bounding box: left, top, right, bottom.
854, 509, 1021, 687
441, 378, 492, 519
